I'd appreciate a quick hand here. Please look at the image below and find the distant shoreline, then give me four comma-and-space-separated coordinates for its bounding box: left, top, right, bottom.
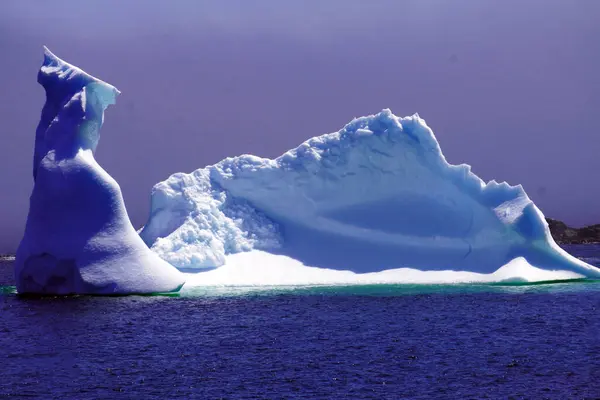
0, 219, 598, 259
546, 218, 600, 245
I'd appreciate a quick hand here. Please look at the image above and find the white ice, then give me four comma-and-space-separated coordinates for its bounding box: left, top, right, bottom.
14, 48, 185, 295
182, 251, 583, 289
142, 110, 600, 281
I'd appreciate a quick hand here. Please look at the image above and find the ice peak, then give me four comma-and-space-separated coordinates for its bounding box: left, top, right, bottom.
33, 48, 120, 178
42, 45, 60, 67
39, 46, 119, 96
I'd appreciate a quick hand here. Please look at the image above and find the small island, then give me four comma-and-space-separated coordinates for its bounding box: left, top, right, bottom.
546, 218, 600, 245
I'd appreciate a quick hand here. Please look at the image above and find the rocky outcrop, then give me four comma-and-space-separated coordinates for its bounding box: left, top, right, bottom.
546, 218, 600, 244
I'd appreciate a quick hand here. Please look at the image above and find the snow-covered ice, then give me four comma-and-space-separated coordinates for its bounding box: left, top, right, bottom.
181, 251, 584, 289
141, 110, 600, 281
15, 48, 185, 295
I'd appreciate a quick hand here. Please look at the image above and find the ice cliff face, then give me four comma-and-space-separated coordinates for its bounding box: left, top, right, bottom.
15, 48, 185, 295
141, 110, 600, 278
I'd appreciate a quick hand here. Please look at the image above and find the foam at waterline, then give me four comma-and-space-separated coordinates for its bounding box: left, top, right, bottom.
180, 251, 584, 290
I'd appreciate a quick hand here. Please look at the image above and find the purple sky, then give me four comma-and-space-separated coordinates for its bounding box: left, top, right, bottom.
0, 0, 599, 253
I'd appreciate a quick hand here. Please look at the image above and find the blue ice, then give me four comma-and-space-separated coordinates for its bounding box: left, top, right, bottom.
15, 48, 185, 295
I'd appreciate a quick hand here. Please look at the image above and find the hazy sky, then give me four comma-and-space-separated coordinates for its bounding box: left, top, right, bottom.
0, 0, 599, 253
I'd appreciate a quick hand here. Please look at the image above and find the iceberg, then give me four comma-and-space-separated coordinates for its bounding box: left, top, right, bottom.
141, 110, 600, 279
15, 48, 185, 295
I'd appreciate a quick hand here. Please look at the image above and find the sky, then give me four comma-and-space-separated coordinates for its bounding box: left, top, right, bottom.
0, 0, 599, 253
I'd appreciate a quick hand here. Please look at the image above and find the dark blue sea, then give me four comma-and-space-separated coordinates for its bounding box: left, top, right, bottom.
1, 245, 599, 399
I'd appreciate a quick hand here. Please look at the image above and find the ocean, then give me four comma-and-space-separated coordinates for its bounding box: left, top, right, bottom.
1, 245, 599, 399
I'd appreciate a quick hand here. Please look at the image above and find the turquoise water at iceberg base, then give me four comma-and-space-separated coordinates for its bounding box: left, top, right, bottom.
0, 245, 599, 399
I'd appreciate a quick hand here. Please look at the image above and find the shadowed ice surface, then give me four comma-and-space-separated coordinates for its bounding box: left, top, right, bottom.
15, 48, 184, 295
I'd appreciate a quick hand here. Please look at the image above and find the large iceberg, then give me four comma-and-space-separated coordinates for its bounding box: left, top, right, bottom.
15, 48, 185, 295
141, 110, 600, 279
